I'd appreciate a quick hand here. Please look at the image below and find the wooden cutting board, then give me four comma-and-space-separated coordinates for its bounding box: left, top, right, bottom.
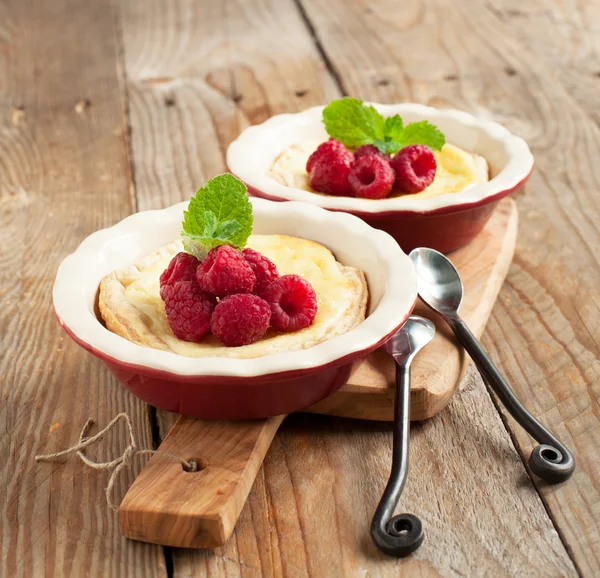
119, 198, 518, 549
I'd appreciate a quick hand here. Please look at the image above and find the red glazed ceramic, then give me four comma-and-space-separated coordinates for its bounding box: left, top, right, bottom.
227, 103, 534, 254
53, 198, 417, 420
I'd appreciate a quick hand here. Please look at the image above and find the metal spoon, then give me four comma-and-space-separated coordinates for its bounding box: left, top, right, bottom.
409, 247, 575, 483
370, 315, 435, 557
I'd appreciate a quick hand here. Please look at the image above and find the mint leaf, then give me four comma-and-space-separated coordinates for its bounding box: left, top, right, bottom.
384, 115, 404, 141
322, 97, 385, 148
374, 120, 446, 154
203, 210, 217, 237
374, 138, 399, 155
215, 220, 242, 239
182, 237, 222, 258
182, 174, 253, 259
396, 121, 445, 151
322, 98, 446, 155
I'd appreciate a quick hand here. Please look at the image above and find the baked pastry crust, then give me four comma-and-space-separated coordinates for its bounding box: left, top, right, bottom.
98, 237, 368, 359
99, 241, 182, 353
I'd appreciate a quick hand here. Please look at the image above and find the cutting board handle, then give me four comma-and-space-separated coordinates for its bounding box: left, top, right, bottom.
118, 414, 285, 548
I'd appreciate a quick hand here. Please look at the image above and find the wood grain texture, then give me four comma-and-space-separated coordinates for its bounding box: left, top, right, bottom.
116, 0, 580, 575
120, 415, 284, 548
0, 0, 166, 576
158, 369, 576, 577
308, 197, 518, 421
117, 0, 339, 212
296, 0, 600, 573
485, 0, 600, 127
4, 0, 595, 575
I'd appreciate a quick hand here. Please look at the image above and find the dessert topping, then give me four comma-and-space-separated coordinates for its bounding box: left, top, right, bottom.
390, 144, 437, 194
307, 141, 354, 196
159, 252, 200, 301
182, 173, 253, 260
303, 98, 445, 197
210, 294, 271, 347
348, 154, 395, 199
242, 248, 280, 297
160, 174, 319, 347
322, 97, 445, 155
306, 139, 348, 173
264, 274, 318, 332
163, 281, 216, 342
196, 245, 256, 297
354, 144, 389, 160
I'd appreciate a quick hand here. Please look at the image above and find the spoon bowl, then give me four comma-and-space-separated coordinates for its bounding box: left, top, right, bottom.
384, 316, 436, 362
409, 247, 463, 316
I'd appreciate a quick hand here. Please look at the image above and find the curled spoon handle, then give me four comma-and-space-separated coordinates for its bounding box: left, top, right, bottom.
449, 317, 575, 483
370, 364, 424, 557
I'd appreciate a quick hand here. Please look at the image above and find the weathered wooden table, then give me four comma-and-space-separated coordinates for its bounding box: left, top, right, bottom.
2, 0, 599, 576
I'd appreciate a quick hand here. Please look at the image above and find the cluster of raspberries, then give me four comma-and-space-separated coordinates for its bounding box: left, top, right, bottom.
159, 245, 318, 347
306, 140, 437, 199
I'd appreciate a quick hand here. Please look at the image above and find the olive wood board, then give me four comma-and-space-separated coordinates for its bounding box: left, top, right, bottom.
120, 198, 518, 549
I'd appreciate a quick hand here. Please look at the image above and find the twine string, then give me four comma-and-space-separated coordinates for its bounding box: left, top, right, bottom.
35, 413, 197, 512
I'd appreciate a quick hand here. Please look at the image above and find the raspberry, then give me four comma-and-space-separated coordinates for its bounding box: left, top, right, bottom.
348, 154, 395, 199
163, 281, 216, 342
390, 144, 437, 194
354, 144, 389, 160
242, 248, 279, 297
307, 142, 354, 196
196, 245, 256, 297
263, 274, 318, 332
211, 294, 271, 347
306, 139, 348, 174
159, 252, 200, 301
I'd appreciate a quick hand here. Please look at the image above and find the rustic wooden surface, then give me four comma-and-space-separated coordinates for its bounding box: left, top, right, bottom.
0, 1, 166, 577
1, 0, 598, 577
120, 414, 285, 549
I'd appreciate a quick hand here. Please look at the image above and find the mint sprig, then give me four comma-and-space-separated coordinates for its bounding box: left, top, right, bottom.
322, 97, 445, 154
182, 174, 253, 260
321, 97, 385, 148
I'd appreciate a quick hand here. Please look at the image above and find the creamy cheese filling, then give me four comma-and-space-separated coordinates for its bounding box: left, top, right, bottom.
269, 141, 489, 199
102, 235, 367, 359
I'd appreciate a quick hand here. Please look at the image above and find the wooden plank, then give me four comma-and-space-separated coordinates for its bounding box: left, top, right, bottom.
485, 0, 600, 127
117, 0, 580, 576
120, 415, 285, 548
154, 368, 576, 577
0, 1, 166, 576
297, 0, 600, 574
117, 0, 339, 212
